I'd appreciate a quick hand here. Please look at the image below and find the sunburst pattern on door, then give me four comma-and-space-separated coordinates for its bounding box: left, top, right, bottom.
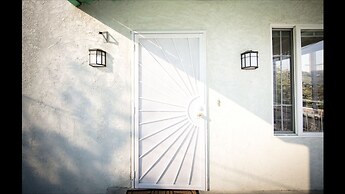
135, 33, 206, 190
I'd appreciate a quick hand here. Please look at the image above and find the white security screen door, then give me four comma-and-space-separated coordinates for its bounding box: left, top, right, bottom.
133, 32, 207, 190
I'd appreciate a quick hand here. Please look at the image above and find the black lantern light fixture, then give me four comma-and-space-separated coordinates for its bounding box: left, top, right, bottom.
241, 50, 258, 70
89, 49, 106, 67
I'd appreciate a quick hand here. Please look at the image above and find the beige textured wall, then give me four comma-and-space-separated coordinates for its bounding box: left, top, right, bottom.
22, 0, 323, 193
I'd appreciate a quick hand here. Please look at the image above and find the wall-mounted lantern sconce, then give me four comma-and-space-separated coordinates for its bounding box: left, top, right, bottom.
89, 49, 106, 67
241, 50, 258, 70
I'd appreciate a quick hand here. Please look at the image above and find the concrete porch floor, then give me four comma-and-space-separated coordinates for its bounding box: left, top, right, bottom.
199, 191, 323, 194
106, 188, 323, 194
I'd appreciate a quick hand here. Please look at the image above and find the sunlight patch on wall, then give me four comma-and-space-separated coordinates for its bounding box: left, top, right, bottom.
208, 88, 310, 191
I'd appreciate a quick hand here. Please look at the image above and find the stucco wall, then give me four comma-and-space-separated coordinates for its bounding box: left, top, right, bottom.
22, 0, 132, 193
22, 0, 323, 193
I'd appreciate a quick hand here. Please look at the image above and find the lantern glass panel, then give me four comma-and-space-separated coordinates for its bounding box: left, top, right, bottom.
241, 56, 245, 68
102, 52, 106, 64
96, 50, 102, 64
245, 54, 250, 67
251, 55, 257, 67
89, 51, 96, 65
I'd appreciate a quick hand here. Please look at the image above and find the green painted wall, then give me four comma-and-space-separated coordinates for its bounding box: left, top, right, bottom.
67, 0, 96, 7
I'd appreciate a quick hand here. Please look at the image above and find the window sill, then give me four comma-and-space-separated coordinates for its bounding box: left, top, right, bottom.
274, 132, 323, 137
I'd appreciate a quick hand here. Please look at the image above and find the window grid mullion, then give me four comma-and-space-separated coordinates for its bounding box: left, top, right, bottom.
279, 31, 284, 131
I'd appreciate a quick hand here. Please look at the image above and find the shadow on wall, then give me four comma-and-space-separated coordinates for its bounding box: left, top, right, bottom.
22, 60, 131, 193
22, 95, 130, 193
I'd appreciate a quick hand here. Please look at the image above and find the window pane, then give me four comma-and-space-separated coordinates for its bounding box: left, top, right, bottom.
301, 30, 323, 132
282, 31, 292, 55
274, 105, 292, 131
274, 106, 282, 130
272, 29, 293, 133
273, 57, 281, 104
282, 105, 293, 131
272, 32, 280, 56
280, 57, 292, 104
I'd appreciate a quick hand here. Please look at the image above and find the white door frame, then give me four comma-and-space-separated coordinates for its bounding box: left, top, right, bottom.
131, 30, 208, 190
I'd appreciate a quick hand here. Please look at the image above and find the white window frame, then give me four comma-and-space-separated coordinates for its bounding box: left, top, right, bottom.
271, 24, 324, 137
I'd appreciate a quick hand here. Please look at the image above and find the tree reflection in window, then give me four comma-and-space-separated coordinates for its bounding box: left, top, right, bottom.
301, 30, 323, 132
